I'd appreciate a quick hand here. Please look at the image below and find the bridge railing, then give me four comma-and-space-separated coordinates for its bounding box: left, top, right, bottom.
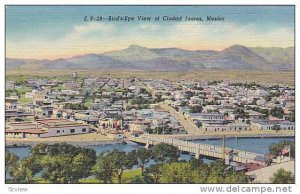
129, 136, 262, 161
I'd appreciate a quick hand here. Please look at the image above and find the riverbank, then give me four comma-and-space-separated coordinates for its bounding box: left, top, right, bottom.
5, 133, 125, 147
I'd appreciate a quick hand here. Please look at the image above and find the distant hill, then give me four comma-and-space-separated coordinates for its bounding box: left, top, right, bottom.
6, 44, 294, 71
249, 46, 294, 70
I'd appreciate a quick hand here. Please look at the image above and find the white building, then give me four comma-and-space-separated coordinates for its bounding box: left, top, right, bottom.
6, 118, 89, 138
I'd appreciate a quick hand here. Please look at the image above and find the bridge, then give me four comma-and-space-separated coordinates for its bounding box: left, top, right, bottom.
128, 136, 265, 164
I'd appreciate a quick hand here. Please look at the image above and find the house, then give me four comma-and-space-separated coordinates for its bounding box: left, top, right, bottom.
186, 113, 225, 124
36, 118, 89, 137
99, 118, 122, 129
251, 120, 295, 130
129, 120, 151, 132
245, 110, 266, 120
5, 110, 34, 122
6, 81, 15, 90
201, 122, 250, 132
251, 121, 274, 130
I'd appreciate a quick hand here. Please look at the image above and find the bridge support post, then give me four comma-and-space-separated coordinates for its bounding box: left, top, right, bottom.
145, 139, 150, 149
195, 153, 201, 159
195, 148, 201, 159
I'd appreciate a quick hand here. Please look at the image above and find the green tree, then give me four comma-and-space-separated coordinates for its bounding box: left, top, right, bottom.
136, 148, 151, 175
271, 124, 281, 132
22, 156, 43, 177
10, 161, 33, 183
224, 171, 249, 183
37, 143, 96, 183
189, 158, 209, 183
92, 152, 115, 183
270, 107, 284, 119
191, 106, 202, 113
270, 168, 294, 183
110, 150, 138, 184
145, 164, 162, 183
207, 160, 226, 183
288, 109, 295, 122
151, 143, 180, 164
159, 162, 195, 183
269, 141, 295, 158
5, 150, 19, 178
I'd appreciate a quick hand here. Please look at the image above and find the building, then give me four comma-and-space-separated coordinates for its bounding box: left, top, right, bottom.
6, 81, 15, 90
129, 120, 151, 132
251, 120, 295, 130
187, 113, 225, 124
202, 122, 250, 132
6, 118, 89, 138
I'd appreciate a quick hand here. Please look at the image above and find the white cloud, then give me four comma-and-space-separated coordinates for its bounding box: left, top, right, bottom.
138, 24, 160, 31
64, 23, 115, 41
167, 21, 294, 49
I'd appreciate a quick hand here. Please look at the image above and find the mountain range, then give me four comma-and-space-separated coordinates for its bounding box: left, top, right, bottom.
6, 44, 294, 71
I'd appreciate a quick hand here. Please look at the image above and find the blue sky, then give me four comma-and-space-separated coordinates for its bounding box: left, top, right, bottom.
6, 6, 295, 59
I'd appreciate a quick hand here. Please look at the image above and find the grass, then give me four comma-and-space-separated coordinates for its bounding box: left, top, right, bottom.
19, 95, 32, 104
16, 87, 32, 94
32, 178, 50, 184
26, 169, 143, 184
84, 98, 95, 108
50, 85, 65, 91
112, 169, 143, 183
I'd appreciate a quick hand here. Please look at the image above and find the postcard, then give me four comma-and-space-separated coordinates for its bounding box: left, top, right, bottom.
4, 4, 295, 189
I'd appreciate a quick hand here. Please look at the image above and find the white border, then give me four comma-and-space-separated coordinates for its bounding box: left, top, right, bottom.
0, 1, 298, 194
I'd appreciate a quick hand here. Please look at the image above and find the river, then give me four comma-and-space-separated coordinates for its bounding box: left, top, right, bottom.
7, 137, 294, 160
6, 137, 294, 179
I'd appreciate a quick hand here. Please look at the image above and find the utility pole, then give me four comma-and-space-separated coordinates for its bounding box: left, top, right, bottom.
289, 145, 291, 161
222, 135, 226, 160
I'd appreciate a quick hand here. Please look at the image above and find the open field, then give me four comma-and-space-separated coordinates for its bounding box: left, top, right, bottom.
6, 69, 294, 85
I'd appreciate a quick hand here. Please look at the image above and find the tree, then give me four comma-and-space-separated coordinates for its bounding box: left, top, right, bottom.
37, 143, 96, 183
136, 148, 151, 175
151, 143, 180, 164
270, 107, 284, 119
271, 124, 281, 132
22, 156, 43, 177
288, 109, 295, 122
92, 152, 115, 183
269, 141, 295, 159
224, 171, 249, 183
191, 106, 202, 113
145, 164, 162, 183
109, 150, 138, 184
207, 160, 226, 183
10, 161, 33, 183
270, 168, 294, 183
159, 162, 195, 183
5, 150, 19, 178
